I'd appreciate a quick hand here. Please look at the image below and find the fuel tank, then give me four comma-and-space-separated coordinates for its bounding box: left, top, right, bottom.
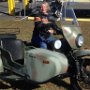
24, 48, 69, 83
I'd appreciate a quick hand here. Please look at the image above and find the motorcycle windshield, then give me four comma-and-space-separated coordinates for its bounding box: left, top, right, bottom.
60, 2, 82, 49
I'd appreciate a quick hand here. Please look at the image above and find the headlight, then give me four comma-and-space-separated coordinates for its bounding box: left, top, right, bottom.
76, 35, 84, 47
54, 40, 62, 49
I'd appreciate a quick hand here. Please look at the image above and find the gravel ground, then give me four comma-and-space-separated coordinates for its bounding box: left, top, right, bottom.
0, 19, 90, 90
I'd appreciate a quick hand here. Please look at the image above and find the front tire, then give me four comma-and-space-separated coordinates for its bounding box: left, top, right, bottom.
78, 57, 90, 89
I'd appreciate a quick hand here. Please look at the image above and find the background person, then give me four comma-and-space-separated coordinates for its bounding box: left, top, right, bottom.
31, 1, 62, 49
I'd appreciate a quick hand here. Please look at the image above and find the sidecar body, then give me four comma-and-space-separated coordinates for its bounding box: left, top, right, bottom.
0, 34, 69, 83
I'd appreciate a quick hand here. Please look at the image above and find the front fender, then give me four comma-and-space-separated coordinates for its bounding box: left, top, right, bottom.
74, 49, 90, 57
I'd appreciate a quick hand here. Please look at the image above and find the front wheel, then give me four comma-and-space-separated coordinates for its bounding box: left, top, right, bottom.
78, 57, 90, 89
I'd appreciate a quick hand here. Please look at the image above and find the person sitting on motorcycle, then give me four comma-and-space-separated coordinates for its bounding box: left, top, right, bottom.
31, 1, 62, 49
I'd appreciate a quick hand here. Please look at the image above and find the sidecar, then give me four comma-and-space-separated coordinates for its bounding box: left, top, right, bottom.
0, 30, 69, 83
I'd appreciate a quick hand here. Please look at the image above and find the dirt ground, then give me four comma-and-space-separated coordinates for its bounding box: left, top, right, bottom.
0, 19, 90, 47
0, 19, 90, 90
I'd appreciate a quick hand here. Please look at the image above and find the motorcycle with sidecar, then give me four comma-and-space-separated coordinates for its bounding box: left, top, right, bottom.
0, 1, 90, 90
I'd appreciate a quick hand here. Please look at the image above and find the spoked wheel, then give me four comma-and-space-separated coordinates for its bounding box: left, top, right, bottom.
78, 57, 90, 89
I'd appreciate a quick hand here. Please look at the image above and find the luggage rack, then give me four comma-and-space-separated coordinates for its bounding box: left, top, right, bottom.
0, 28, 20, 39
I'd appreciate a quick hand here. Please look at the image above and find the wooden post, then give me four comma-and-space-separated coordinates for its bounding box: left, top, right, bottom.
8, 0, 15, 15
